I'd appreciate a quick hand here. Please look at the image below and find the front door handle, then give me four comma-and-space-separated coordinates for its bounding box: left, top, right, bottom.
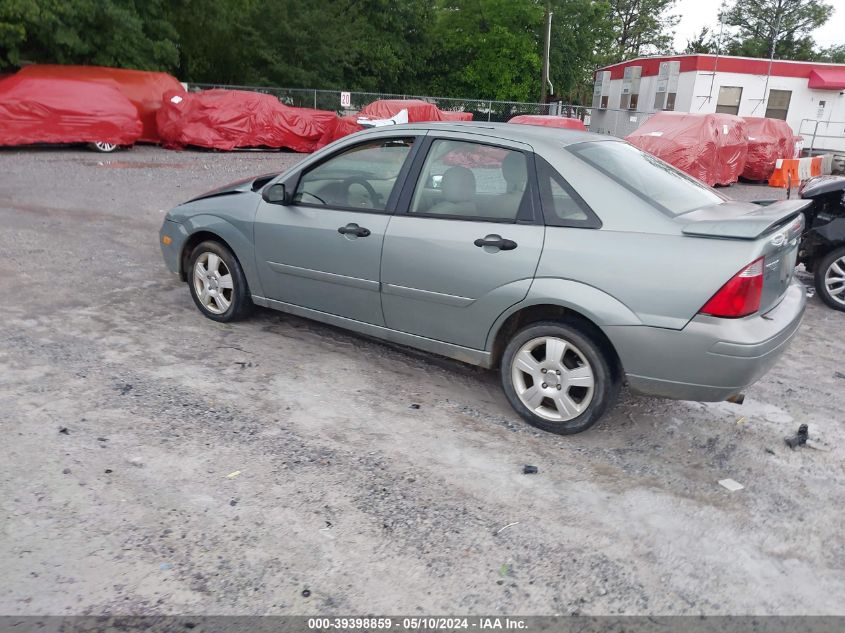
474, 235, 517, 251
338, 223, 371, 238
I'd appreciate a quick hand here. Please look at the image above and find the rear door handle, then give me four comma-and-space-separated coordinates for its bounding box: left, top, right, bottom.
474, 236, 517, 251
338, 223, 371, 238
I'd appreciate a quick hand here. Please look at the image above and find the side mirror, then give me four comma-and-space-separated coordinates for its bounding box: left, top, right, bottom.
262, 182, 289, 205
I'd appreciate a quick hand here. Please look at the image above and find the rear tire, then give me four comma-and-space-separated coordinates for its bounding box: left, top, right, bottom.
187, 241, 253, 322
501, 320, 619, 435
815, 246, 845, 311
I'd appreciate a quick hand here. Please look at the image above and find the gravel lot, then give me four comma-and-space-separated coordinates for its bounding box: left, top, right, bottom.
1, 145, 843, 616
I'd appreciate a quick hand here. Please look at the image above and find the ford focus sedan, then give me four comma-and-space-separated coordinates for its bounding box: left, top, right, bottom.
159, 122, 807, 435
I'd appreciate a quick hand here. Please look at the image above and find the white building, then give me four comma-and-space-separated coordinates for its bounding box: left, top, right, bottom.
590, 54, 845, 153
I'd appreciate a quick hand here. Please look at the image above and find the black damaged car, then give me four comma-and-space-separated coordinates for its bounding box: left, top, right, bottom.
799, 175, 845, 311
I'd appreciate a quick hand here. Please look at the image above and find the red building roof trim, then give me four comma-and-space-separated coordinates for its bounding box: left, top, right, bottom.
597, 54, 845, 82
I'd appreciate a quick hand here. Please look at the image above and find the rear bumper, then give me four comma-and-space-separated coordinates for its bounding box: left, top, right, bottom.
605, 281, 806, 401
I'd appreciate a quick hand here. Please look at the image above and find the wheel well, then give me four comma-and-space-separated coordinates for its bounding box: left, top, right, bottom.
179, 231, 235, 281
490, 304, 623, 378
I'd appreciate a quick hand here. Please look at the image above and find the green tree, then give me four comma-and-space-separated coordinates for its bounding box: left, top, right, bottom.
423, 0, 544, 101
815, 43, 845, 63
605, 0, 678, 62
0, 0, 179, 70
683, 26, 720, 53
548, 0, 612, 103
721, 0, 834, 60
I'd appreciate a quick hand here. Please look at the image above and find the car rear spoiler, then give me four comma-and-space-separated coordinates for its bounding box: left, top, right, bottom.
680, 199, 811, 240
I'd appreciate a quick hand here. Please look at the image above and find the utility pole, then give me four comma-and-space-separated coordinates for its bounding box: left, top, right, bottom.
540, 5, 553, 106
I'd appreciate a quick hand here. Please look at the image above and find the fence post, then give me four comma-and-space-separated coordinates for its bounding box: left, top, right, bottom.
488, 103, 492, 122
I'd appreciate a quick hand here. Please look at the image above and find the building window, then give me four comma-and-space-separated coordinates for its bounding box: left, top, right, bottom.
629, 93, 639, 110
716, 86, 742, 115
655, 92, 677, 111
600, 95, 608, 109
765, 90, 791, 120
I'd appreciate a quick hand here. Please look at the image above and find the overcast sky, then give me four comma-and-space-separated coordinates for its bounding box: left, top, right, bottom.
672, 0, 844, 51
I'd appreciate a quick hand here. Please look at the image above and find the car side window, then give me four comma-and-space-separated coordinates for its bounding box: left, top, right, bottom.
537, 157, 601, 229
293, 137, 414, 211
409, 140, 531, 222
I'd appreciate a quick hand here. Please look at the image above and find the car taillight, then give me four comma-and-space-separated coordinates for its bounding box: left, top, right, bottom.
699, 258, 764, 318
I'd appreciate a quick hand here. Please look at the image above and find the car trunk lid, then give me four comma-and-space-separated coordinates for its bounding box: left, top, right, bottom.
681, 199, 807, 314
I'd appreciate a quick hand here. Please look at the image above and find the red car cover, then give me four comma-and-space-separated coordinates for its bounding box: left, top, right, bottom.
0, 75, 142, 147
17, 64, 184, 143
156, 89, 347, 152
439, 110, 473, 121
358, 99, 470, 123
742, 117, 797, 180
509, 114, 586, 130
626, 112, 748, 187
330, 114, 365, 142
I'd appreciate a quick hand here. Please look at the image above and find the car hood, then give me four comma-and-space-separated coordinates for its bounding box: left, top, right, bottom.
185, 172, 279, 203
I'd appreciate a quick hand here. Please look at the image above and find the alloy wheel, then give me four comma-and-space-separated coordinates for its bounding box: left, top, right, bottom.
193, 252, 234, 315
824, 256, 845, 307
510, 336, 595, 422
92, 142, 118, 152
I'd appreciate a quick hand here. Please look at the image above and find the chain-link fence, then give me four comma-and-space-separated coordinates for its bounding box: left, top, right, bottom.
188, 83, 560, 122
186, 83, 656, 137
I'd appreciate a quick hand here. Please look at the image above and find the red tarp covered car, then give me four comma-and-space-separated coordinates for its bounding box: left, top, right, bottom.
0, 75, 143, 148
156, 89, 346, 152
357, 99, 471, 123
742, 117, 798, 181
439, 110, 473, 121
16, 64, 184, 143
626, 112, 748, 187
509, 114, 586, 130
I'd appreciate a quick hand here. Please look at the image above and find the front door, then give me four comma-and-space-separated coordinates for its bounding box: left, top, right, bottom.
380, 138, 545, 349
254, 136, 417, 326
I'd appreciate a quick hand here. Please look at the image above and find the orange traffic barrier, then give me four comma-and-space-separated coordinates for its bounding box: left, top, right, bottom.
768, 159, 800, 188
769, 154, 833, 187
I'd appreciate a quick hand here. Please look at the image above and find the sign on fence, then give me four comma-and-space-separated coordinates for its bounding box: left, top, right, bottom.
340, 92, 351, 108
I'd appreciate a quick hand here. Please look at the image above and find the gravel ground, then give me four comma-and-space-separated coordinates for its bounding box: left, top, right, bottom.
1, 145, 843, 616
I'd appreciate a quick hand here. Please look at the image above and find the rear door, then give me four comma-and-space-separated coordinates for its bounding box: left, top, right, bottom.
380, 136, 545, 350
253, 135, 419, 326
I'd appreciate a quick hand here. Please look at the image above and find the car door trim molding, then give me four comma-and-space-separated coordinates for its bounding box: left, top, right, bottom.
251, 294, 493, 368
382, 282, 475, 307
267, 261, 379, 292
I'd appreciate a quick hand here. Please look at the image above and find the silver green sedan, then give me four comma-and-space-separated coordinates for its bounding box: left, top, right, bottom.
159, 122, 808, 435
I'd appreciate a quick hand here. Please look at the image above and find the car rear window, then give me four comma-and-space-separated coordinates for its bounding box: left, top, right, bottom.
568, 140, 726, 216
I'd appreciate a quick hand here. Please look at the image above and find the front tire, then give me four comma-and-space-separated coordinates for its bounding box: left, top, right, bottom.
814, 246, 845, 311
187, 241, 253, 322
501, 320, 619, 435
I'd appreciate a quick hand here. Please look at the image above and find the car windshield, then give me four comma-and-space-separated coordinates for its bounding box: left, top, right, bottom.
568, 140, 726, 216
